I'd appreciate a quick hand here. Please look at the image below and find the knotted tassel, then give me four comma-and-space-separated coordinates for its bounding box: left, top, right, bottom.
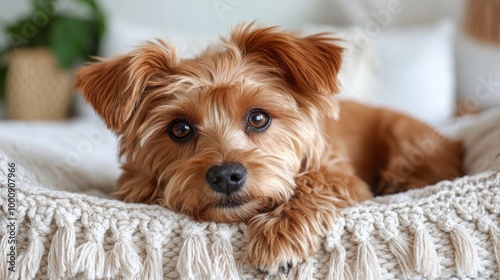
387, 234, 413, 279
74, 215, 108, 279
16, 237, 44, 280
142, 240, 163, 279
373, 212, 413, 279
75, 238, 106, 279
177, 222, 212, 280
295, 258, 314, 280
0, 219, 11, 279
48, 209, 77, 279
325, 218, 351, 280
450, 227, 480, 276
141, 220, 167, 280
326, 241, 349, 280
477, 215, 500, 270
412, 223, 441, 277
438, 215, 479, 277
347, 214, 381, 280
17, 206, 53, 280
211, 224, 239, 280
0, 201, 26, 280
356, 241, 382, 280
402, 208, 441, 278
105, 219, 142, 278
105, 235, 142, 278
491, 226, 500, 268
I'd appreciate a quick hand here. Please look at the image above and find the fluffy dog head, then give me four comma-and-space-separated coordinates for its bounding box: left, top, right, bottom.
76, 24, 343, 222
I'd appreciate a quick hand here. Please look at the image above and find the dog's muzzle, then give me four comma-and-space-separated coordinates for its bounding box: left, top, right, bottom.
206, 163, 246, 195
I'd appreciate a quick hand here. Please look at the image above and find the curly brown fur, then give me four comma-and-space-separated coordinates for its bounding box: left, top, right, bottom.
76, 23, 463, 274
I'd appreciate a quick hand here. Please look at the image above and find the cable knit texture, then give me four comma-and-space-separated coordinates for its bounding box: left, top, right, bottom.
0, 148, 499, 279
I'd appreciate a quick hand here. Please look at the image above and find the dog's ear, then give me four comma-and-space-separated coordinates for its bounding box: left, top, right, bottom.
76, 40, 177, 132
231, 24, 343, 118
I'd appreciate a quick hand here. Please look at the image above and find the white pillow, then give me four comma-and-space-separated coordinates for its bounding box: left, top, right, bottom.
299, 24, 379, 102
301, 21, 456, 125
370, 21, 456, 125
456, 32, 500, 114
101, 20, 218, 58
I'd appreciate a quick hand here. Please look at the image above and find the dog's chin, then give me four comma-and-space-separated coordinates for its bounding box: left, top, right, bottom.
199, 200, 264, 223
216, 197, 248, 208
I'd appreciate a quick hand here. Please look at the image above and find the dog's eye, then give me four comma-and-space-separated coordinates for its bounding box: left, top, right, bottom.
246, 109, 271, 132
167, 119, 195, 142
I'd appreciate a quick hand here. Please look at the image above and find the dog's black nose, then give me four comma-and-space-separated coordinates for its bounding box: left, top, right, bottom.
206, 163, 246, 195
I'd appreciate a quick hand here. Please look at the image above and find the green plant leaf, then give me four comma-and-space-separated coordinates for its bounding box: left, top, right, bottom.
2, 0, 106, 70
32, 0, 56, 19
49, 16, 91, 68
5, 13, 53, 49
76, 0, 107, 39
5, 18, 36, 48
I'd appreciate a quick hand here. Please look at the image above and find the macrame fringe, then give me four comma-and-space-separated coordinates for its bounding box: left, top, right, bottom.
16, 237, 44, 280
141, 220, 165, 280
413, 225, 441, 278
450, 227, 480, 277
2, 169, 499, 280
374, 212, 414, 279
0, 233, 12, 279
387, 234, 414, 279
47, 222, 76, 278
177, 225, 212, 280
74, 240, 106, 279
104, 237, 142, 278
326, 243, 351, 280
211, 227, 239, 280
355, 241, 382, 280
491, 226, 500, 269
295, 258, 314, 280
142, 246, 163, 280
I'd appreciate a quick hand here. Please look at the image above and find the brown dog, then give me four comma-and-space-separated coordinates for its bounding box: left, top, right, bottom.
76, 24, 462, 274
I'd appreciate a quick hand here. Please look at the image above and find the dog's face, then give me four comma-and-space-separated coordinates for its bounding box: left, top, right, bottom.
76, 24, 343, 222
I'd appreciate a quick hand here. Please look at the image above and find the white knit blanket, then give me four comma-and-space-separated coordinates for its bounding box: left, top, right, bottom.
1, 109, 500, 279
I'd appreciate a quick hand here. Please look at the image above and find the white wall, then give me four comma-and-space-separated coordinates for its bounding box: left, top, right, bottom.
0, 0, 333, 51
1, 0, 465, 53
99, 0, 333, 33
97, 0, 464, 34
0, 0, 32, 48
97, 0, 334, 56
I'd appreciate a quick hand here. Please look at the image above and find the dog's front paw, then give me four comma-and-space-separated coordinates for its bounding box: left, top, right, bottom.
244, 172, 343, 275
244, 211, 321, 275
245, 234, 303, 274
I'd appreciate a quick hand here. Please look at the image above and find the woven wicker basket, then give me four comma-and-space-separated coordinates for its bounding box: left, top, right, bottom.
465, 0, 500, 46
5, 48, 73, 120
